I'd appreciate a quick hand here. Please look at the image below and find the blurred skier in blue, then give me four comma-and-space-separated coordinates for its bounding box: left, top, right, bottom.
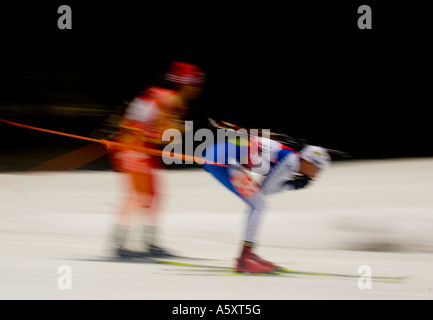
201, 128, 331, 273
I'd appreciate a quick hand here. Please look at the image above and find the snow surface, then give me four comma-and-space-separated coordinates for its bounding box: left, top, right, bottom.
1, 158, 433, 299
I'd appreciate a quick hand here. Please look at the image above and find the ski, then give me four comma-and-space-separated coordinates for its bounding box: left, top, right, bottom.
152, 259, 406, 281
86, 255, 406, 281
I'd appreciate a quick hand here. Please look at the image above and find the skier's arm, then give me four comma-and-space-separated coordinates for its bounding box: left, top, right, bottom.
159, 95, 187, 133
260, 153, 301, 195
283, 174, 312, 190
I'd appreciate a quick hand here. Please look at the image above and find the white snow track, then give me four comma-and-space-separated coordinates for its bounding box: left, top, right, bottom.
1, 158, 433, 299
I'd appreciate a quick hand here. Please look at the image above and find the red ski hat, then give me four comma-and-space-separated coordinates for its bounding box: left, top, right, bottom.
165, 62, 205, 84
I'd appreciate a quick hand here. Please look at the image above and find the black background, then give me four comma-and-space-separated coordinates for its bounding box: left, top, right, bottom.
0, 2, 432, 171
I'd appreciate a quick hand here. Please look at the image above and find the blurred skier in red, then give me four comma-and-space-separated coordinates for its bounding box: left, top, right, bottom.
110, 62, 205, 258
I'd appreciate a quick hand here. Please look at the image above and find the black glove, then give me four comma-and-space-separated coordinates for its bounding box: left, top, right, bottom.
284, 174, 312, 190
